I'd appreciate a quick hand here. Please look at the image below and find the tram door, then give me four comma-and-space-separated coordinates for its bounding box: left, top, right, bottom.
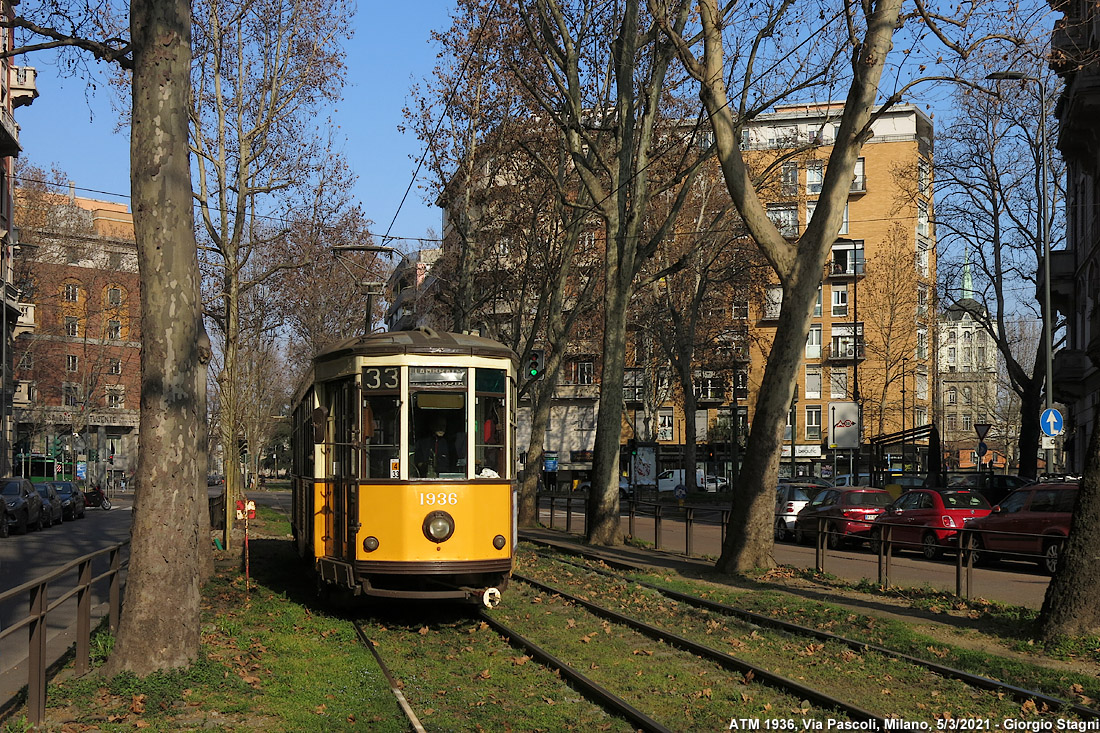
329, 377, 358, 560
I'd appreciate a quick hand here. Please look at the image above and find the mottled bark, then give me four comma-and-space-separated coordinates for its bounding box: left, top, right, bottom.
103, 0, 204, 675
1039, 418, 1100, 638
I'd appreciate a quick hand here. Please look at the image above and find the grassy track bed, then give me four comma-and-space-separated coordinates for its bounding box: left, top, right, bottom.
517, 546, 1092, 724
491, 574, 849, 728
359, 610, 636, 732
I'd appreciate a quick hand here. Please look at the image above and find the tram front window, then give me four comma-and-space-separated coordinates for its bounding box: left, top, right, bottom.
475, 368, 507, 478
409, 366, 468, 480
362, 366, 401, 479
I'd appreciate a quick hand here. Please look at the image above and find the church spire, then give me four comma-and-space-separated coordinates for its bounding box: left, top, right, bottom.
962, 245, 974, 300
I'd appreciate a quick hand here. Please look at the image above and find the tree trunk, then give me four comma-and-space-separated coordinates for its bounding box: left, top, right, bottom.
587, 260, 632, 545
1017, 379, 1043, 479
520, 377, 555, 527
1038, 418, 1100, 638
104, 0, 204, 675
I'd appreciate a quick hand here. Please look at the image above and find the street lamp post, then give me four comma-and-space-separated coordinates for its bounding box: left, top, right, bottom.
987, 71, 1054, 474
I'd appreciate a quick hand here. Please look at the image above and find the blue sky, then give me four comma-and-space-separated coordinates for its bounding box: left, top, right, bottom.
15, 4, 454, 245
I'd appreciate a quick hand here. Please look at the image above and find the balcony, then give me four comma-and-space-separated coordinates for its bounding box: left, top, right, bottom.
0, 105, 19, 157
11, 66, 39, 108
824, 341, 865, 362
826, 259, 865, 279
555, 383, 598, 401
1052, 349, 1095, 402
1042, 249, 1076, 317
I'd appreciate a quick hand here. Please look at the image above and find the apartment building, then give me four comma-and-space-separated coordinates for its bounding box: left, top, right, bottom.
11, 192, 141, 487
1048, 0, 1100, 474
735, 103, 936, 479
1, 2, 39, 474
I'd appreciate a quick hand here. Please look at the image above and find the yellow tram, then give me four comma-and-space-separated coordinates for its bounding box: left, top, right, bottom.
290, 327, 517, 606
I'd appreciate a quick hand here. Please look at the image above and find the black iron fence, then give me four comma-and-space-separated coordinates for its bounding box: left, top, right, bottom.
536, 493, 1061, 601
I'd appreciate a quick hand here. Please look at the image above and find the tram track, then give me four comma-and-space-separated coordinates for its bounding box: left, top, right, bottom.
518, 536, 1100, 722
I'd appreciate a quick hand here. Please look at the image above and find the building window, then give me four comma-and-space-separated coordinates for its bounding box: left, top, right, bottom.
828, 370, 845, 399
732, 300, 749, 320
962, 386, 972, 404
107, 387, 125, 409
947, 347, 956, 364
63, 383, 79, 407
567, 361, 594, 385
806, 325, 822, 359
107, 287, 122, 306
764, 285, 783, 319
919, 158, 931, 196
805, 367, 821, 399
916, 328, 928, 359
917, 369, 928, 400
963, 414, 973, 431
806, 161, 824, 195
66, 354, 78, 372
947, 387, 957, 405
917, 199, 930, 238
623, 369, 644, 402
65, 317, 79, 337
63, 283, 79, 302
767, 204, 798, 238
977, 347, 987, 367
107, 320, 122, 340
851, 158, 866, 192
915, 408, 927, 426
917, 285, 928, 316
946, 414, 957, 431
109, 358, 122, 375
781, 162, 798, 196
657, 411, 674, 442
814, 285, 822, 317
18, 352, 33, 370
831, 284, 848, 317
805, 406, 822, 441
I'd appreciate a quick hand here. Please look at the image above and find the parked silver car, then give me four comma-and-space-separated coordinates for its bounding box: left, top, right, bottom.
774, 482, 819, 541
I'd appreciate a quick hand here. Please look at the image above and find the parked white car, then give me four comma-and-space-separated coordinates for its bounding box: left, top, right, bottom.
657, 469, 715, 492
774, 482, 820, 540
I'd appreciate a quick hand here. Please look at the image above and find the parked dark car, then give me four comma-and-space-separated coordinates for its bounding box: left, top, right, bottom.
50, 480, 87, 520
1, 477, 47, 536
793, 488, 893, 548
947, 472, 1032, 507
871, 488, 991, 559
968, 481, 1078, 574
35, 482, 64, 526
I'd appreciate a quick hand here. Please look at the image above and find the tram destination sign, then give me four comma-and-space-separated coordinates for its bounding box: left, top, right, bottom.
410, 366, 466, 385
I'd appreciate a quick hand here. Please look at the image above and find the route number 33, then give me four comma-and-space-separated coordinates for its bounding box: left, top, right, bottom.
363, 367, 399, 390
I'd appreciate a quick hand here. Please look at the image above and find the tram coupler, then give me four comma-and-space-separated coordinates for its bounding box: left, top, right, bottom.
471, 587, 501, 608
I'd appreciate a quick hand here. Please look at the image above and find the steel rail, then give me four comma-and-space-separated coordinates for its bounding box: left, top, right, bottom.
511, 571, 884, 726
523, 537, 1100, 720
351, 621, 427, 733
477, 611, 674, 733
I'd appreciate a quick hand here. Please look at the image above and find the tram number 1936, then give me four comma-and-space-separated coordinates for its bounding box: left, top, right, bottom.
419, 492, 459, 506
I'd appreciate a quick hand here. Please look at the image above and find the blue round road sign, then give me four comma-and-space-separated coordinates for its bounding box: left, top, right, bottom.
1040, 408, 1064, 438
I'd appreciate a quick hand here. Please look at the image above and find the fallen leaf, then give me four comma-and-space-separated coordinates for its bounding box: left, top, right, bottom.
475, 669, 491, 680
130, 695, 146, 714
314, 704, 327, 715
419, 626, 429, 636
1021, 700, 1038, 715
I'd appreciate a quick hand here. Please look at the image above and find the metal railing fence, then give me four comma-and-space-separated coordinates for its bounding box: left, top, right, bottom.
0, 542, 128, 727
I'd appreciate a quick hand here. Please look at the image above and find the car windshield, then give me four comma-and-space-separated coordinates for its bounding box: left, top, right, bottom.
790, 487, 812, 502
1, 480, 23, 496
846, 491, 891, 507
36, 486, 51, 497
941, 491, 990, 509
53, 484, 74, 496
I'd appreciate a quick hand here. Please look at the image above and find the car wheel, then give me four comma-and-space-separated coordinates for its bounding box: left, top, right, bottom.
1041, 540, 1063, 575
774, 518, 788, 542
868, 530, 882, 555
826, 524, 842, 550
968, 536, 992, 566
0, 512, 8, 538
17, 510, 29, 535
921, 532, 942, 560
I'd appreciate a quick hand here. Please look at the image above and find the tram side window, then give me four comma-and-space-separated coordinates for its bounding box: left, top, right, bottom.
362, 366, 401, 479
475, 368, 507, 479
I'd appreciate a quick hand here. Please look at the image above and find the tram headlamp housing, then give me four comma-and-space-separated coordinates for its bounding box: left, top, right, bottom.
363, 536, 379, 552
493, 534, 507, 550
423, 511, 455, 543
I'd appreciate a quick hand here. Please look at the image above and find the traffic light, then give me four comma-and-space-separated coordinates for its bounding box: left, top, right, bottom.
89, 449, 98, 462
51, 436, 62, 460
627, 438, 637, 456
527, 349, 545, 379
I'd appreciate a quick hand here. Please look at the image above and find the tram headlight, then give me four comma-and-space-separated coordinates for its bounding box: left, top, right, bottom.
363, 536, 379, 552
493, 535, 506, 550
423, 511, 455, 543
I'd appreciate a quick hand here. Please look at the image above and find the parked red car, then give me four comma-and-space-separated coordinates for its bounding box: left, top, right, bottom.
871, 488, 991, 559
967, 481, 1078, 574
793, 488, 892, 548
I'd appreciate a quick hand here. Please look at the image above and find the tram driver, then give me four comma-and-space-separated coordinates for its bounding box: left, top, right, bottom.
415, 416, 455, 477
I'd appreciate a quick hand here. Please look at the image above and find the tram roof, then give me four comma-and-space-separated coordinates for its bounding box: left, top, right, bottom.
315, 328, 518, 366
